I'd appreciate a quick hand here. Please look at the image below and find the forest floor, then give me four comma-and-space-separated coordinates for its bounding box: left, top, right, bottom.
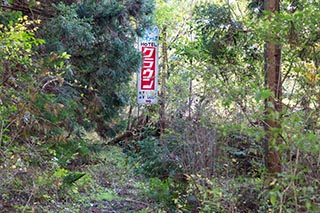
0, 130, 161, 213
78, 145, 155, 213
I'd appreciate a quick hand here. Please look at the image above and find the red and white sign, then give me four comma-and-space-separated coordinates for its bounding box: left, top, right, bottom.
137, 27, 159, 104
141, 46, 156, 90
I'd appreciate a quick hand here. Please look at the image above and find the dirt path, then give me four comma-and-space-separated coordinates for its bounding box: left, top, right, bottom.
80, 146, 155, 213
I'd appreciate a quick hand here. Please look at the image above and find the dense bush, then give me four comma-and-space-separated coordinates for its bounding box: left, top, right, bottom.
0, 12, 91, 211
127, 113, 319, 212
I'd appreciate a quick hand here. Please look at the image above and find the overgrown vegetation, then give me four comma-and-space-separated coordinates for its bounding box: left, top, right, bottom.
0, 0, 319, 212
125, 0, 320, 212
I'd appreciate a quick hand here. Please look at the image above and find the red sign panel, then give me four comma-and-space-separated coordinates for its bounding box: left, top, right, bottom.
140, 46, 156, 90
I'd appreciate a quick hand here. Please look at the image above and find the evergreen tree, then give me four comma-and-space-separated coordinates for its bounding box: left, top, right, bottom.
1, 0, 154, 137
45, 0, 154, 137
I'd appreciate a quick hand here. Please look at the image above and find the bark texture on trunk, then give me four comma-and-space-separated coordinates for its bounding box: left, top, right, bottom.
264, 0, 282, 174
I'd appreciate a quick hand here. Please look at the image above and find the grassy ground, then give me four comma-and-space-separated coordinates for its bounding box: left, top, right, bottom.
2, 130, 318, 212
80, 145, 154, 213
0, 139, 155, 213
49, 143, 157, 213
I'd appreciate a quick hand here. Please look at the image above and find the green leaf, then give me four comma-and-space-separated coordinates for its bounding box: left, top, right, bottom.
306, 200, 311, 210
270, 192, 277, 205
255, 89, 273, 102
63, 172, 86, 185
96, 191, 118, 201
29, 1, 36, 8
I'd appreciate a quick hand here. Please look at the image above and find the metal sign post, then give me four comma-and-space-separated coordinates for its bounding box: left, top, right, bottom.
137, 27, 159, 105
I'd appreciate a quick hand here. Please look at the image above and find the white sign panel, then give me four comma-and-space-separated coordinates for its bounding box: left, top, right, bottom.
137, 27, 159, 105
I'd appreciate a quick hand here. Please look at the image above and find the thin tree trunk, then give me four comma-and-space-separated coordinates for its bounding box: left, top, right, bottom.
159, 27, 167, 144
188, 28, 194, 119
188, 77, 192, 119
126, 105, 133, 131
264, 0, 282, 174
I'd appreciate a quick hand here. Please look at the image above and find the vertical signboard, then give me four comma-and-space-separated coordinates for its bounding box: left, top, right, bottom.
138, 27, 159, 105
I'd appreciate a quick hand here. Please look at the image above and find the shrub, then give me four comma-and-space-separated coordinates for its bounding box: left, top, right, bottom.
131, 136, 181, 179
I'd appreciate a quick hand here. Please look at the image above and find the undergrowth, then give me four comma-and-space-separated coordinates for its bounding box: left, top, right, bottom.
126, 117, 320, 212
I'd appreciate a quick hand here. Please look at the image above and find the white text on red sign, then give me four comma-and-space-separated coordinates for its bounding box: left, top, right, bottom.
141, 46, 156, 90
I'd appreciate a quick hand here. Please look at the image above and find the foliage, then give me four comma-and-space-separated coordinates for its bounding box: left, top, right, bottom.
142, 177, 177, 210
0, 0, 156, 210
0, 12, 92, 211
41, 0, 154, 137
257, 113, 320, 212
127, 0, 320, 212
174, 174, 261, 212
163, 118, 221, 178
0, 0, 320, 212
129, 136, 181, 178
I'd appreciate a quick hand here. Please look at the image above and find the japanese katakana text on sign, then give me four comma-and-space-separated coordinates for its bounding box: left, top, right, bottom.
137, 27, 159, 105
141, 46, 156, 91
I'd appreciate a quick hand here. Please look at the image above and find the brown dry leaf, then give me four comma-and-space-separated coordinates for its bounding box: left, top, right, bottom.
53, 106, 58, 116
44, 103, 51, 112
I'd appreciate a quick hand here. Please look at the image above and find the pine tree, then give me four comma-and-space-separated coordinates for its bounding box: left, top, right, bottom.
1, 0, 155, 137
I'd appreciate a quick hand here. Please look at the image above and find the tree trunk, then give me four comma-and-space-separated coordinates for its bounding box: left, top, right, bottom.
264, 0, 282, 174
159, 27, 167, 144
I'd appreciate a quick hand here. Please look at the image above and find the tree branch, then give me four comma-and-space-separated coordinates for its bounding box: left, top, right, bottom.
0, 4, 55, 18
